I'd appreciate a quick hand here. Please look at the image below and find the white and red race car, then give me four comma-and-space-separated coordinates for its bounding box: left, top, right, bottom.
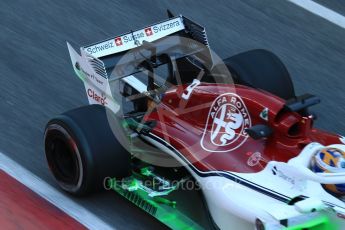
44, 12, 345, 230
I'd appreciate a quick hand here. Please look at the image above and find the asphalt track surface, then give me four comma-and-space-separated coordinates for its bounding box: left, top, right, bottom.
1, 0, 345, 229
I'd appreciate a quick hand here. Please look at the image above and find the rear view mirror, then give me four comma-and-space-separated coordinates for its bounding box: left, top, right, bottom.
246, 124, 273, 140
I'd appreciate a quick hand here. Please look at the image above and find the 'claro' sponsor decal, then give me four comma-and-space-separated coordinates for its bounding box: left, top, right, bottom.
87, 88, 107, 106
201, 93, 251, 152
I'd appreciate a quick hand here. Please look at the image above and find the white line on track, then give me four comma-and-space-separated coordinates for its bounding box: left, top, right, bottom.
0, 151, 114, 230
287, 0, 345, 29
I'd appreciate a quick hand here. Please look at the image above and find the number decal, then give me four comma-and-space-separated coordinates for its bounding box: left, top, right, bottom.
181, 79, 201, 100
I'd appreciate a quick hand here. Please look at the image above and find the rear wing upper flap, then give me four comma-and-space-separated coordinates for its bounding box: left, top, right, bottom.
83, 16, 184, 58
82, 15, 210, 78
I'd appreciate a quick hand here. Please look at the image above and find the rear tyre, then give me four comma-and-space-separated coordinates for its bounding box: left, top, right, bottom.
223, 49, 295, 100
44, 105, 131, 196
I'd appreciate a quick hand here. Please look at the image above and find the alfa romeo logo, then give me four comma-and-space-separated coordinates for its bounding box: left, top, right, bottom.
201, 93, 251, 152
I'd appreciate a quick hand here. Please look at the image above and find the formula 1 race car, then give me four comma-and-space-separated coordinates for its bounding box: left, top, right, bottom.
44, 12, 345, 230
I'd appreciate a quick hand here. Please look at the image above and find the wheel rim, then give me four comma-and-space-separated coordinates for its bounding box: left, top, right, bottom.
45, 124, 83, 192
50, 137, 79, 184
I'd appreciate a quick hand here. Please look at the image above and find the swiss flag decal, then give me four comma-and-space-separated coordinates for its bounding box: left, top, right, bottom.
115, 37, 122, 46
145, 27, 153, 36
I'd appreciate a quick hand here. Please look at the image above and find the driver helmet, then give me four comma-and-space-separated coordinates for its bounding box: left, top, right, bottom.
311, 147, 345, 194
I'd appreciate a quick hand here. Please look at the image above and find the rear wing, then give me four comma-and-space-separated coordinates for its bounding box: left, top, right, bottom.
83, 15, 210, 78
67, 14, 210, 112
83, 15, 209, 58
84, 16, 184, 58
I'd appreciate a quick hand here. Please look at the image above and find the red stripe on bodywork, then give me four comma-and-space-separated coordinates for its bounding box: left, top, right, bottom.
0, 170, 85, 229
